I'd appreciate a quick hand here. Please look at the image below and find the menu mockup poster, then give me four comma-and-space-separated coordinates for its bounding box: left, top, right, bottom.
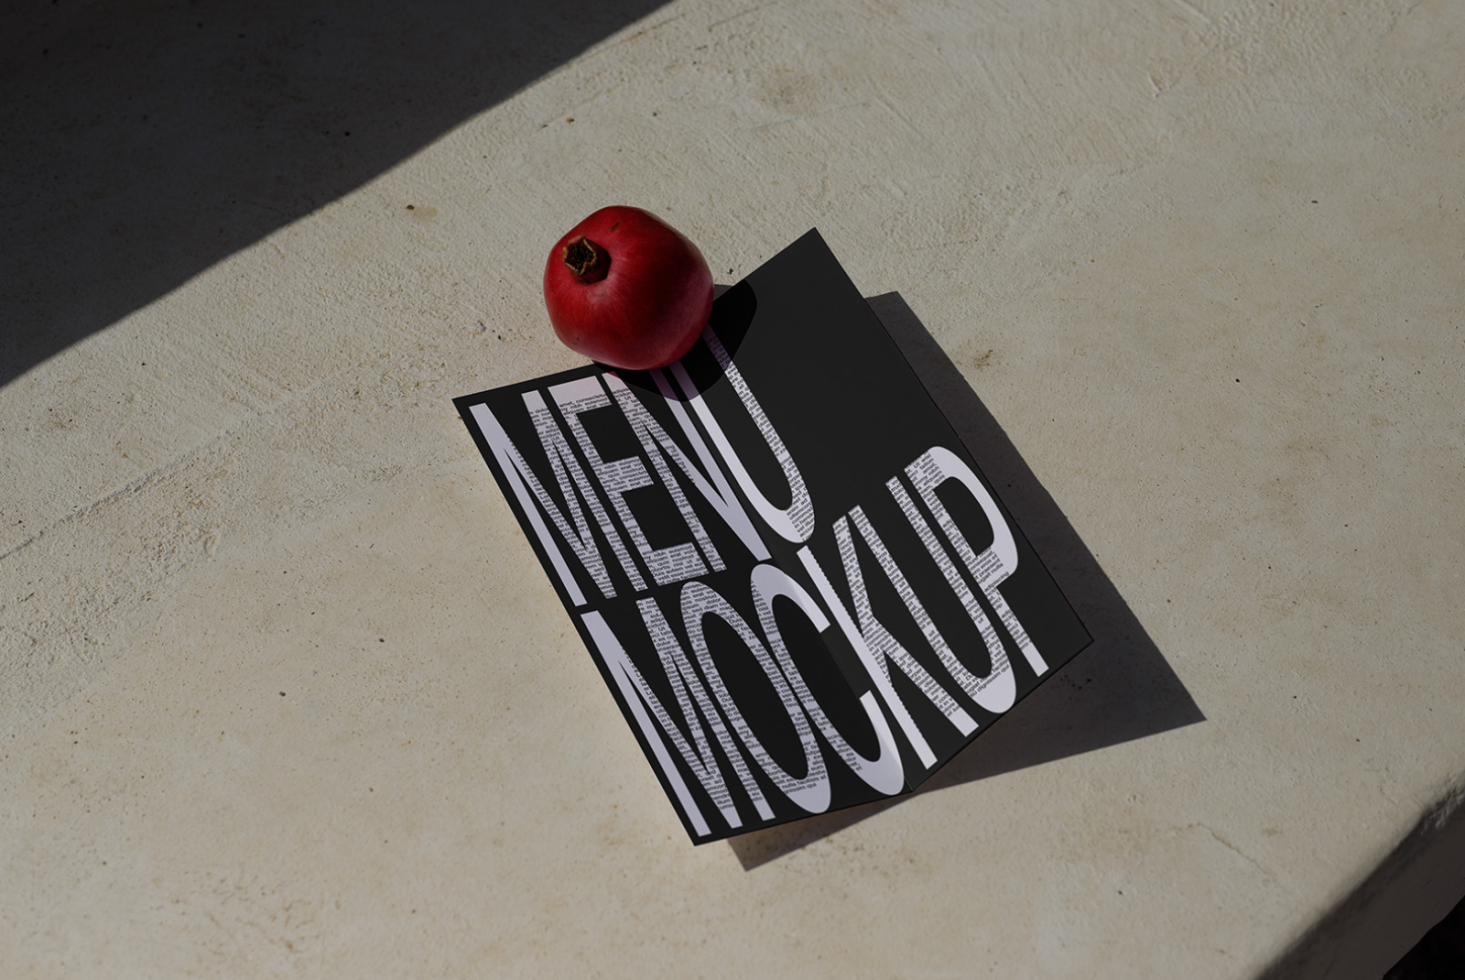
454, 230, 1091, 843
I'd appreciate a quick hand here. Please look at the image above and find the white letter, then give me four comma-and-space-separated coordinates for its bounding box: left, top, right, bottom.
835, 512, 978, 740
551, 376, 706, 587
906, 447, 1048, 676
582, 607, 744, 837
796, 517, 979, 773
468, 402, 610, 605
848, 505, 1013, 715
887, 479, 1015, 713
522, 390, 647, 592
682, 581, 830, 814
750, 563, 905, 796
671, 326, 815, 543
606, 369, 771, 569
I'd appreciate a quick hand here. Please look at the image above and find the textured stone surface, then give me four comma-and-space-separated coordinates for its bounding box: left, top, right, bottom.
2, 0, 1462, 976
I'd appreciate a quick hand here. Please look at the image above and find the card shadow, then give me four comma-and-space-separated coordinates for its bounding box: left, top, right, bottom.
727, 292, 1205, 870
2, 0, 672, 387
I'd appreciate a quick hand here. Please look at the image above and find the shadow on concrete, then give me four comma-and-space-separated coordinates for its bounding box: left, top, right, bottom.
728, 292, 1206, 870
1259, 777, 1465, 980
1384, 892, 1465, 980
1, 0, 670, 386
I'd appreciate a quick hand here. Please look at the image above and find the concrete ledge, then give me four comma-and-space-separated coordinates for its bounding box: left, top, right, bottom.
1261, 782, 1465, 980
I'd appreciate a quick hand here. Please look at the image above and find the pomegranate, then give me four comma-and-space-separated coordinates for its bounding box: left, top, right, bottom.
542, 206, 714, 370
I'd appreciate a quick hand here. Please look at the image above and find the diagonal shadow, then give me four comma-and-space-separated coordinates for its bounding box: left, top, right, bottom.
1, 0, 672, 387
728, 292, 1206, 870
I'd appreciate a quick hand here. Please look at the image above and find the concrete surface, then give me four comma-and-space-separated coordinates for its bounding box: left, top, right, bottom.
2, 0, 1463, 976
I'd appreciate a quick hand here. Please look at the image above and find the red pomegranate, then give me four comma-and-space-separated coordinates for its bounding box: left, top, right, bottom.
542, 206, 714, 370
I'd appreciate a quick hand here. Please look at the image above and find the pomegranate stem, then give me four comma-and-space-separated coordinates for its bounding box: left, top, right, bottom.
562, 236, 609, 283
